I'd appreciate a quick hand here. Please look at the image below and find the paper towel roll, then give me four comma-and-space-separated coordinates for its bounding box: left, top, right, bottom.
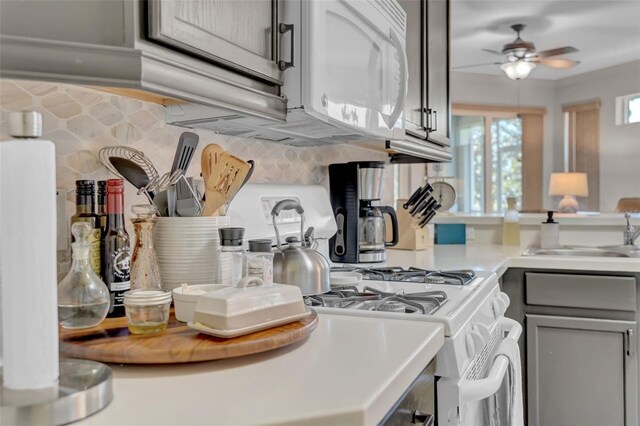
0, 138, 59, 389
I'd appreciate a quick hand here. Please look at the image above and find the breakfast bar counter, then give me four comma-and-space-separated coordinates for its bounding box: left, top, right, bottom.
79, 314, 444, 426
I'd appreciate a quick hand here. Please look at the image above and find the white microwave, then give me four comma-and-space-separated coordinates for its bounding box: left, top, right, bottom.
166, 0, 408, 146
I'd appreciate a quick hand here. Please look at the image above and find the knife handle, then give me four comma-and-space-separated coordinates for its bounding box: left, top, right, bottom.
404, 186, 423, 209
420, 210, 437, 228
409, 187, 433, 215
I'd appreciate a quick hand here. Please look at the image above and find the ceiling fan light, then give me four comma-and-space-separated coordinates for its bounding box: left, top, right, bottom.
501, 60, 536, 80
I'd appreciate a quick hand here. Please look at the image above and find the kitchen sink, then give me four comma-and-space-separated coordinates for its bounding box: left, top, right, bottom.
523, 245, 640, 258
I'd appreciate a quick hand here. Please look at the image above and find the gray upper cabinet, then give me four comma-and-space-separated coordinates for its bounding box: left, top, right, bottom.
527, 315, 638, 426
424, 0, 449, 146
396, 0, 451, 158
148, 0, 282, 84
0, 0, 286, 121
400, 0, 427, 140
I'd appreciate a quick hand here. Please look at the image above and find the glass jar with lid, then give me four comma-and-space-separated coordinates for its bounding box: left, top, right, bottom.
244, 239, 274, 286
123, 289, 172, 334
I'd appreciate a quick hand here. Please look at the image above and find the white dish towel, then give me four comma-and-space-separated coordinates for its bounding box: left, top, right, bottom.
485, 338, 524, 426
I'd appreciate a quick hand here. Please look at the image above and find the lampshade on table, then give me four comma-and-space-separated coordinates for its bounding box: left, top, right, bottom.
549, 172, 589, 213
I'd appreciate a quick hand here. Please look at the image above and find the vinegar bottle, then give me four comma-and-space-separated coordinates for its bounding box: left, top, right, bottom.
102, 179, 131, 317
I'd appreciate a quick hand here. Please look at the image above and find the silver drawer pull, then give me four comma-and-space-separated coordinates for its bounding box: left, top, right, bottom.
626, 329, 636, 358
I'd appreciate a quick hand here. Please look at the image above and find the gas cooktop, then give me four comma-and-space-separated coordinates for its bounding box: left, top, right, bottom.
331, 266, 477, 285
305, 286, 448, 315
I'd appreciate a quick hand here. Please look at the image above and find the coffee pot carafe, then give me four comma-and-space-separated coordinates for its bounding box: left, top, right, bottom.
359, 204, 398, 254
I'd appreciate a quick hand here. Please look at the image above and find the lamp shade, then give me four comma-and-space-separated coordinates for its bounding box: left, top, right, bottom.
548, 172, 589, 197
501, 60, 536, 80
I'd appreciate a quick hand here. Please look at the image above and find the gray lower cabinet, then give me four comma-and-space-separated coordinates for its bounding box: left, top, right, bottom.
527, 314, 637, 426
501, 268, 640, 426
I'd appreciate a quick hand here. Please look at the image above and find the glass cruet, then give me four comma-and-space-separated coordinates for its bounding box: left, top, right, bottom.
57, 222, 110, 329
130, 204, 162, 291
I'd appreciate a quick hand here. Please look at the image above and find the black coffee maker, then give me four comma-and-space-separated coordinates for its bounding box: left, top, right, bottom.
328, 161, 398, 263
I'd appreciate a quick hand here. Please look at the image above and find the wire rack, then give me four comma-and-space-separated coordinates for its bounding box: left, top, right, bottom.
98, 146, 160, 183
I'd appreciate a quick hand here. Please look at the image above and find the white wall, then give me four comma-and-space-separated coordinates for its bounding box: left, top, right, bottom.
449, 72, 557, 209
450, 61, 640, 211
553, 60, 640, 211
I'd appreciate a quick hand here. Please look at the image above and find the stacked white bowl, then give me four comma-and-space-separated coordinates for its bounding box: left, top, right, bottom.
154, 216, 231, 291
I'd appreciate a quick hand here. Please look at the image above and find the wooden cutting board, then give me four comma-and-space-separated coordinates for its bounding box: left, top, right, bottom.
60, 310, 318, 364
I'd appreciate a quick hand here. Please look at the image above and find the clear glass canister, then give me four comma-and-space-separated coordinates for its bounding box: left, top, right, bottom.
217, 227, 245, 286
123, 289, 172, 335
130, 204, 162, 291
244, 239, 274, 286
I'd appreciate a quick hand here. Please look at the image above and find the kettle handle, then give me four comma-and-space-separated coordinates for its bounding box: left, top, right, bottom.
379, 206, 399, 247
271, 199, 305, 249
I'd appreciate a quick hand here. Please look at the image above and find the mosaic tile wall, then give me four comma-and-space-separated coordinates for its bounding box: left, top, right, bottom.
0, 79, 393, 221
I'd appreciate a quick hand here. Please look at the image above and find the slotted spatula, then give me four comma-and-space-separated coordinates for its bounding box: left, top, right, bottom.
202, 151, 251, 216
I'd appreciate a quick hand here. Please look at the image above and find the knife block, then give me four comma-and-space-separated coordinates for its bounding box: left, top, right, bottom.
392, 199, 433, 251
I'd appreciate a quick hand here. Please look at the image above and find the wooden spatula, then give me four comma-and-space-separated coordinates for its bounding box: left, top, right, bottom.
200, 144, 225, 181
202, 152, 251, 216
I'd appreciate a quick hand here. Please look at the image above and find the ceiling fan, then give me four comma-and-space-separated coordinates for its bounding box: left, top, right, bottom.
456, 24, 580, 80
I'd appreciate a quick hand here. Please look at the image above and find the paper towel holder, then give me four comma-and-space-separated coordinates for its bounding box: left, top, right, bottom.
0, 359, 113, 425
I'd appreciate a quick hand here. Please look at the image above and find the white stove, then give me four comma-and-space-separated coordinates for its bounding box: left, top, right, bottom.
229, 183, 523, 425
309, 271, 497, 337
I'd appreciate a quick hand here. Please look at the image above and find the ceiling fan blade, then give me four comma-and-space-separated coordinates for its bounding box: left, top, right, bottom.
538, 58, 581, 69
481, 49, 504, 56
453, 62, 502, 70
535, 46, 579, 58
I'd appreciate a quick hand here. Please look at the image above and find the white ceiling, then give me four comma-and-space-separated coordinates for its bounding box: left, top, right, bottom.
451, 0, 640, 79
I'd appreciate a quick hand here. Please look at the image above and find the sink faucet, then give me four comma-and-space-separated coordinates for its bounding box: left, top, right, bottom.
623, 213, 640, 246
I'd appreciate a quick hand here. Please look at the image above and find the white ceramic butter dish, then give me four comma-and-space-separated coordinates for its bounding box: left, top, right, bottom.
192, 276, 307, 332
188, 308, 311, 338
172, 283, 230, 322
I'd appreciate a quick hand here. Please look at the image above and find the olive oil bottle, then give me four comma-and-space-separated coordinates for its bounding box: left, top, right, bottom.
70, 180, 102, 276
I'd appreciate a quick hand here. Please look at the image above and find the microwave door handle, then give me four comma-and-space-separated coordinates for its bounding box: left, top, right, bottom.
386, 29, 408, 130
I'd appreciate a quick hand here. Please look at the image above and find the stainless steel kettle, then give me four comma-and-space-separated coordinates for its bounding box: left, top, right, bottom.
271, 199, 331, 295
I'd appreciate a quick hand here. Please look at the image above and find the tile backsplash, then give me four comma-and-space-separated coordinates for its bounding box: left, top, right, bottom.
0, 79, 391, 217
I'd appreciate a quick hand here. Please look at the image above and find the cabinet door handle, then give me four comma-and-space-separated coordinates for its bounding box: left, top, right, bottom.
626, 329, 636, 358
278, 23, 295, 71
432, 110, 438, 132
423, 108, 432, 131
412, 410, 434, 426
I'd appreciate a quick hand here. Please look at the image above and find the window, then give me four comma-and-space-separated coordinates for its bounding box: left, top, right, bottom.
616, 93, 640, 125
563, 100, 600, 211
439, 104, 545, 214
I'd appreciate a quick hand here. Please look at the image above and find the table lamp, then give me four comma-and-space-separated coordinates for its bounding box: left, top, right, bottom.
548, 172, 589, 213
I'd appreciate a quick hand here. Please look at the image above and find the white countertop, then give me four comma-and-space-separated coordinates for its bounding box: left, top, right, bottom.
433, 212, 640, 226
387, 244, 640, 277
80, 314, 444, 426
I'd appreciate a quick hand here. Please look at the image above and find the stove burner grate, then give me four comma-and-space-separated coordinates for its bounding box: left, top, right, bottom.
304, 286, 448, 315
330, 267, 476, 285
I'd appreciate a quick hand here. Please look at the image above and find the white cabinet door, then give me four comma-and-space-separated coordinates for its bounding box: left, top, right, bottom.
148, 0, 283, 84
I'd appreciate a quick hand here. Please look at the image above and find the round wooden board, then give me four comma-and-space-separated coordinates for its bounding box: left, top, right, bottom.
59, 309, 318, 364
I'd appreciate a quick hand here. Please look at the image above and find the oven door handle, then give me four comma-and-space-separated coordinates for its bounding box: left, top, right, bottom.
459, 318, 522, 402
